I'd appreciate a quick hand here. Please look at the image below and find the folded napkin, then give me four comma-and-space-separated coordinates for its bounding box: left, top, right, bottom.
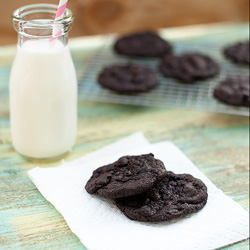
28, 133, 249, 250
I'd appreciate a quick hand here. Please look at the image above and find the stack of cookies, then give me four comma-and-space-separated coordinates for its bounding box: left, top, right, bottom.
85, 154, 208, 222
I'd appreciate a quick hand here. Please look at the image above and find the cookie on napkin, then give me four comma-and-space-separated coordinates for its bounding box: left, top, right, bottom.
85, 153, 167, 199
116, 171, 208, 222
28, 133, 249, 250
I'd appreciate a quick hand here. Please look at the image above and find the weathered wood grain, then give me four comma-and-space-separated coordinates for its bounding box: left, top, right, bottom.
0, 24, 249, 250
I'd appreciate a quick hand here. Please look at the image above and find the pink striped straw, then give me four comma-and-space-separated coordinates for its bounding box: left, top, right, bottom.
49, 0, 68, 42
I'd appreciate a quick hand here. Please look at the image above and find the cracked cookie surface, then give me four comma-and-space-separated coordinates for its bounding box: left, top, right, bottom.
116, 171, 208, 222
213, 76, 250, 107
224, 41, 249, 65
85, 154, 167, 199
114, 31, 172, 57
98, 64, 158, 93
159, 53, 220, 83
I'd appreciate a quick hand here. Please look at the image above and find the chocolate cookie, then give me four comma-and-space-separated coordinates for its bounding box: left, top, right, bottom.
114, 31, 172, 57
116, 171, 208, 222
224, 41, 249, 65
85, 154, 167, 199
159, 53, 220, 83
213, 76, 250, 107
98, 64, 158, 93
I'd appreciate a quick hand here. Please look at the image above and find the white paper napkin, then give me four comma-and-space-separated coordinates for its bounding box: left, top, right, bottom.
28, 133, 249, 250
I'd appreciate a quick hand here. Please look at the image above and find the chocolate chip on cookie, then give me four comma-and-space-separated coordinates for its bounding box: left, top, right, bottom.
224, 41, 249, 65
114, 31, 172, 57
98, 64, 158, 93
85, 154, 167, 199
159, 53, 220, 83
213, 76, 250, 107
116, 171, 208, 222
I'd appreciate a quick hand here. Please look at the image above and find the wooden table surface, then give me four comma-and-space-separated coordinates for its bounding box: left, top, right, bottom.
0, 23, 249, 250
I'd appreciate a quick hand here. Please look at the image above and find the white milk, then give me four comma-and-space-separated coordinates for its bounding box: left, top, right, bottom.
10, 40, 77, 159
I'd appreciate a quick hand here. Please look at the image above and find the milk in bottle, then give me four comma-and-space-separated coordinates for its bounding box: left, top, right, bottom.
10, 4, 77, 159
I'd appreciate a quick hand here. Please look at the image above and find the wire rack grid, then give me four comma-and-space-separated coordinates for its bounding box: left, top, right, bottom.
78, 38, 249, 116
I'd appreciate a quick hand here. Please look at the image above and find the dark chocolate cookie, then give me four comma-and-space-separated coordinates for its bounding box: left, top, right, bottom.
116, 171, 208, 222
159, 53, 220, 83
85, 154, 167, 199
224, 41, 249, 65
114, 31, 172, 57
98, 64, 158, 93
213, 76, 250, 107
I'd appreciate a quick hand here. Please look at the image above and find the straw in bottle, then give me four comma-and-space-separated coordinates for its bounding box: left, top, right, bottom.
49, 0, 68, 42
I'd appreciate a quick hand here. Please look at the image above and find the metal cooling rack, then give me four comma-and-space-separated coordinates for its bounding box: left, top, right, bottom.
78, 38, 249, 116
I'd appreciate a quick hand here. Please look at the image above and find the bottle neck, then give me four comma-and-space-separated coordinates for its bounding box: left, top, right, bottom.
18, 32, 69, 47
12, 4, 73, 47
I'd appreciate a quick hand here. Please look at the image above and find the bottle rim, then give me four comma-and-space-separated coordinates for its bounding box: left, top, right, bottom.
12, 4, 74, 27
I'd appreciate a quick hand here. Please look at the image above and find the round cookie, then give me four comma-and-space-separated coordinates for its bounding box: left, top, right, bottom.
98, 64, 158, 93
85, 154, 167, 199
159, 53, 220, 83
224, 41, 249, 65
116, 171, 208, 222
213, 76, 250, 107
114, 31, 172, 57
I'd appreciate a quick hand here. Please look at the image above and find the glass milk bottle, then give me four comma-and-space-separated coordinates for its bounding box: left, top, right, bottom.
10, 4, 77, 160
